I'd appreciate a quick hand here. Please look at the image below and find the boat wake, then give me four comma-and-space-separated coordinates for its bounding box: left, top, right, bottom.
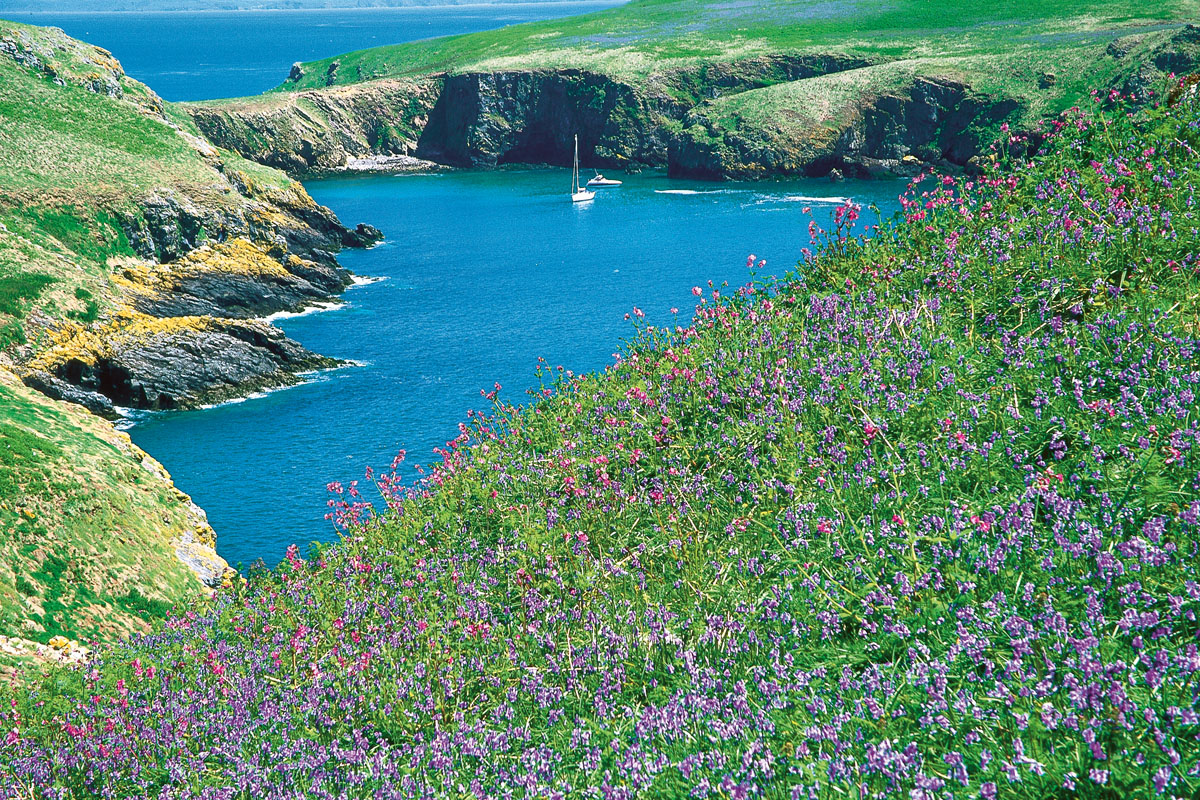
753, 194, 853, 205
654, 189, 743, 196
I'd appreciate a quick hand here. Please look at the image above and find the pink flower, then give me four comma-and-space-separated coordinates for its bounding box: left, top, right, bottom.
970, 514, 992, 533
692, 286, 702, 296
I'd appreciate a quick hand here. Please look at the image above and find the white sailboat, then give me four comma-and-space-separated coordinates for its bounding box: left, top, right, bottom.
571, 135, 595, 203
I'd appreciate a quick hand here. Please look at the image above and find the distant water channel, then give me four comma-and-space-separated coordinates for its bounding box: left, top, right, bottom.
1, 3, 623, 100
126, 170, 904, 569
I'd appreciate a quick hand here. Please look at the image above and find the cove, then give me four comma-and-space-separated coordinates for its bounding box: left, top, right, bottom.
125, 169, 903, 569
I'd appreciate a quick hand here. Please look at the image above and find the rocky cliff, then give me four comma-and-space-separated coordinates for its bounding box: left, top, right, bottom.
0, 20, 382, 413
188, 78, 442, 173
189, 27, 1200, 181
190, 55, 876, 175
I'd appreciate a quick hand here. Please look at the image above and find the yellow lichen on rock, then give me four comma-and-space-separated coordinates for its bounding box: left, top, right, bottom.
87, 47, 123, 76
114, 238, 291, 298
178, 238, 290, 278
26, 312, 223, 372
27, 319, 112, 370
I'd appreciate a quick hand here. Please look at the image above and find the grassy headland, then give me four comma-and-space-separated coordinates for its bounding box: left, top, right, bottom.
6, 73, 1200, 796
190, 0, 1200, 178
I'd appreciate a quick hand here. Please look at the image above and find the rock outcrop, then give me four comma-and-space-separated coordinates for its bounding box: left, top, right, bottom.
31, 316, 338, 411
667, 76, 1019, 180
19, 184, 365, 411
0, 22, 378, 415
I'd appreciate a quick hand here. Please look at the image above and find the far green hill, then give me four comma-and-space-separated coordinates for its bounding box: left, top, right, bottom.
275, 0, 1196, 89
190, 0, 1200, 179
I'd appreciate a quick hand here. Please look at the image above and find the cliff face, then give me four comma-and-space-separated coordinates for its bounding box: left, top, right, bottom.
191, 55, 875, 174
417, 69, 660, 167
188, 78, 442, 173
190, 28, 1200, 181
667, 76, 1019, 180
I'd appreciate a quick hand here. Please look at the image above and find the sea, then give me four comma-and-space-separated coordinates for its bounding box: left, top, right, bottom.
1, 4, 623, 101
5, 6, 905, 569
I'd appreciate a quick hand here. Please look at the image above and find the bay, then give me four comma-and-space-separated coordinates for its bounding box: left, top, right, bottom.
6, 4, 906, 570
126, 169, 903, 569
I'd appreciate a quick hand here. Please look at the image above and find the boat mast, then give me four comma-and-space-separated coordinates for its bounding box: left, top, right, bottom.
572, 135, 579, 194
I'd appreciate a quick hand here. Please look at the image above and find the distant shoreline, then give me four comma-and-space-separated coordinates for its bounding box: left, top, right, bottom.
0, 1, 621, 14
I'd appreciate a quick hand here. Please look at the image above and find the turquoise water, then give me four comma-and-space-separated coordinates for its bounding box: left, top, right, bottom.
126, 169, 903, 569
1, 3, 621, 100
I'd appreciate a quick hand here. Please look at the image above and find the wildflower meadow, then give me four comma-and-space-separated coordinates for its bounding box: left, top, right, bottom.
3, 83, 1200, 798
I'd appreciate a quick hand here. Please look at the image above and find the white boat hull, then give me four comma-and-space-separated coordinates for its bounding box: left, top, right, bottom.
587, 178, 622, 187
571, 189, 596, 202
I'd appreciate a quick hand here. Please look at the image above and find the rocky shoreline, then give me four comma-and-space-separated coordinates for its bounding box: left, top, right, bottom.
342, 153, 442, 173
0, 24, 386, 418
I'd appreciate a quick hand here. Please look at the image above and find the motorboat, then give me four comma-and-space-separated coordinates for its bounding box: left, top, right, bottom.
586, 172, 623, 187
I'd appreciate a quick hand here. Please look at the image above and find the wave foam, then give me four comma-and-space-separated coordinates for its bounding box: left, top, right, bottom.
261, 301, 345, 323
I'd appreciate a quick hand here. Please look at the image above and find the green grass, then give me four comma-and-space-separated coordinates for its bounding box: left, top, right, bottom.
0, 40, 209, 203
0, 273, 55, 319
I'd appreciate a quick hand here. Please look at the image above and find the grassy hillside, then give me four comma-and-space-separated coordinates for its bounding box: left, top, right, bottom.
6, 78, 1199, 795
0, 19, 302, 351
194, 0, 1200, 180
0, 370, 224, 682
